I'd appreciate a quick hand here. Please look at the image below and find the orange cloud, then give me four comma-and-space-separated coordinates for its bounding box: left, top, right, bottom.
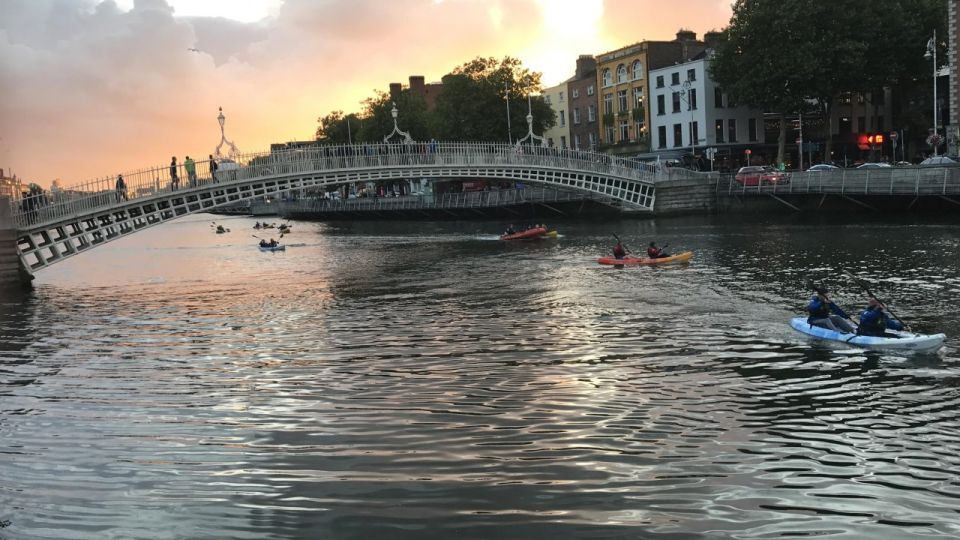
0, 0, 731, 188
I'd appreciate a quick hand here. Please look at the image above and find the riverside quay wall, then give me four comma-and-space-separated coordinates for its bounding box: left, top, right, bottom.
654, 166, 960, 215
0, 197, 31, 291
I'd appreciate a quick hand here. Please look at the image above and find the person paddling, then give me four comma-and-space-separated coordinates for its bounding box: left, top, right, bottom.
647, 241, 669, 259
807, 288, 856, 333
612, 240, 626, 260
858, 298, 903, 337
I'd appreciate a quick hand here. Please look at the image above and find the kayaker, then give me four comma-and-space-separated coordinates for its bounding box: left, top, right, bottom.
807, 290, 856, 333
647, 241, 669, 258
612, 240, 626, 260
858, 298, 903, 337
505, 225, 516, 236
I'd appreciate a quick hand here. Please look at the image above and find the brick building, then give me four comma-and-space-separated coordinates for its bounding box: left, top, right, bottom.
389, 75, 443, 111
566, 55, 600, 150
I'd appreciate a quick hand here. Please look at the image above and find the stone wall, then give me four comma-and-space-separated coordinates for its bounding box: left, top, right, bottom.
652, 175, 722, 215
0, 197, 29, 290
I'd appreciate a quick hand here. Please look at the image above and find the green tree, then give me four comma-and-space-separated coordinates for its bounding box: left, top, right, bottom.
710, 0, 946, 164
357, 90, 432, 143
432, 56, 555, 142
316, 111, 364, 144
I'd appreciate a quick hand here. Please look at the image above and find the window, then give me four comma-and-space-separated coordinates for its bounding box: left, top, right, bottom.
839, 93, 852, 104
559, 91, 565, 102
618, 89, 628, 112
715, 119, 724, 143
857, 93, 865, 104
560, 136, 567, 148
658, 126, 667, 149
588, 132, 597, 148
672, 92, 681, 113
633, 88, 644, 109
617, 64, 627, 83
857, 116, 865, 133
715, 87, 724, 108
588, 104, 596, 122
548, 137, 554, 147
657, 95, 665, 116
587, 84, 594, 96
559, 110, 566, 127
574, 133, 581, 149
656, 75, 664, 88
673, 123, 683, 147
545, 95, 552, 105
728, 118, 738, 143
606, 126, 615, 143
671, 72, 680, 86
573, 108, 581, 125
603, 93, 613, 114
635, 120, 645, 139
691, 121, 699, 146
619, 119, 630, 141
689, 88, 697, 110
748, 118, 757, 142
687, 68, 696, 82
572, 88, 579, 99
602, 69, 612, 87
839, 116, 851, 133
632, 60, 643, 80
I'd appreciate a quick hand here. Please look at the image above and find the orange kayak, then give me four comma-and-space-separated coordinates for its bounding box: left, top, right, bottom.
500, 227, 547, 240
597, 251, 693, 265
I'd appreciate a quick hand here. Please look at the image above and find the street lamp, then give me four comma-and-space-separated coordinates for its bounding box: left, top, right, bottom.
925, 30, 939, 156
672, 79, 700, 163
505, 82, 512, 144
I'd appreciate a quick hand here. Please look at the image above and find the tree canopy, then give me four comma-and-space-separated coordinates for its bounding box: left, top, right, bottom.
315, 56, 554, 144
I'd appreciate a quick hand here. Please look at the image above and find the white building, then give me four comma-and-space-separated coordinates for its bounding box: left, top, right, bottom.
542, 82, 570, 149
649, 54, 764, 161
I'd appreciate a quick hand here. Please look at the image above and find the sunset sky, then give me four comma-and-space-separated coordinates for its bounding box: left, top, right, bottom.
0, 0, 732, 188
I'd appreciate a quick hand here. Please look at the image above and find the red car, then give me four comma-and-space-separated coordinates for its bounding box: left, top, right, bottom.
735, 166, 790, 186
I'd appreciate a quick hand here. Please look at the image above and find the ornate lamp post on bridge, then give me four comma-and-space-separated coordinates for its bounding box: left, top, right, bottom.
514, 96, 548, 148
925, 31, 943, 157
215, 107, 240, 159
383, 102, 414, 144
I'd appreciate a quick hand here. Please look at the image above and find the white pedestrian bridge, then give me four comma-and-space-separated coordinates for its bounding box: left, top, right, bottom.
6, 142, 661, 273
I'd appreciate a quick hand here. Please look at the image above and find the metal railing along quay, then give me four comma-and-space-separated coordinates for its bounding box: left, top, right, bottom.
718, 166, 960, 197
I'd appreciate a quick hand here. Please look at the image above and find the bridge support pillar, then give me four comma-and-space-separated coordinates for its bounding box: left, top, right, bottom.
0, 197, 33, 292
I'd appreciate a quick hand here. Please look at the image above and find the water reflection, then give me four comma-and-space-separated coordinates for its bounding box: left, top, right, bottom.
1, 214, 959, 539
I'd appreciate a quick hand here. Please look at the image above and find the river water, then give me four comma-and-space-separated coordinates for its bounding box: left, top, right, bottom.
1, 213, 959, 539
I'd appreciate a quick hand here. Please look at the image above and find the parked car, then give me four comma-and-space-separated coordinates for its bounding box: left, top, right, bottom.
919, 156, 958, 166
734, 166, 790, 186
806, 164, 839, 172
856, 162, 892, 169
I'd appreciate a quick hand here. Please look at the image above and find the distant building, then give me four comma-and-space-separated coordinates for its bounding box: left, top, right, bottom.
0, 168, 22, 199
594, 30, 707, 154
649, 54, 764, 166
541, 82, 569, 148
567, 55, 600, 150
389, 75, 443, 111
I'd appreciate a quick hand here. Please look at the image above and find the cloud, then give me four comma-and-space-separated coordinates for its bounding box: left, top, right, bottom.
0, 0, 730, 186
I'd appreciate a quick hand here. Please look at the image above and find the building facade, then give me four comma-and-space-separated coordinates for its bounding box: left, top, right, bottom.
566, 55, 600, 150
0, 169, 22, 200
594, 30, 706, 154
542, 82, 570, 148
388, 75, 443, 110
649, 55, 765, 166
949, 0, 958, 155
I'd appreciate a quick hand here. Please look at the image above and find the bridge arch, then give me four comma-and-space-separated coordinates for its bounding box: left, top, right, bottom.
8, 142, 661, 273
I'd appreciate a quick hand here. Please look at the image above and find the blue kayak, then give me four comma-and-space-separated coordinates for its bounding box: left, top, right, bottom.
789, 317, 945, 352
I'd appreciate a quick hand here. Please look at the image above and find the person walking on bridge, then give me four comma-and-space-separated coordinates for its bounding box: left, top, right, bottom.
184, 156, 197, 187
170, 156, 179, 191
115, 174, 127, 202
208, 154, 218, 183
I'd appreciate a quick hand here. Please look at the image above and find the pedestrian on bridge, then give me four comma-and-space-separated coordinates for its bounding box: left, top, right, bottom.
115, 174, 127, 202
185, 156, 197, 187
170, 156, 179, 191
208, 154, 218, 183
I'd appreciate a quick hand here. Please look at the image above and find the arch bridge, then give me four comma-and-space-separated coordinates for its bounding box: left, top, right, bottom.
5, 142, 663, 275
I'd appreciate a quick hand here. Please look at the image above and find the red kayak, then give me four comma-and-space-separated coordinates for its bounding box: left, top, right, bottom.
500, 227, 547, 240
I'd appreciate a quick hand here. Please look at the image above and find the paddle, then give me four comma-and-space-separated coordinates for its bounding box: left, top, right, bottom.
843, 270, 911, 332
612, 233, 630, 254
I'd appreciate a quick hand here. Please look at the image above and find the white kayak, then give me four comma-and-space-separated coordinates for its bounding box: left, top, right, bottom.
258, 244, 285, 252
789, 317, 945, 352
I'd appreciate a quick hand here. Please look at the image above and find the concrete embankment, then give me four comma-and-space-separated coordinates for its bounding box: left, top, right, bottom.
0, 197, 31, 292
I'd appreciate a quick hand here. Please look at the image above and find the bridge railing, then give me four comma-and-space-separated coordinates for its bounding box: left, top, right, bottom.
719, 166, 960, 196
10, 142, 661, 229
